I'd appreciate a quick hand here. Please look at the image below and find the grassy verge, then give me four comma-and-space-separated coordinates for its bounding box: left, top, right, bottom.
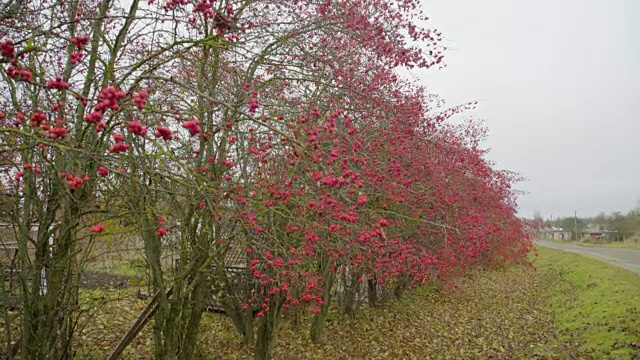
576, 241, 640, 251
533, 246, 640, 358
545, 239, 640, 251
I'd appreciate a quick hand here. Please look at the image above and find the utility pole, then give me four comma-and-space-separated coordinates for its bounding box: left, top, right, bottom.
574, 210, 578, 241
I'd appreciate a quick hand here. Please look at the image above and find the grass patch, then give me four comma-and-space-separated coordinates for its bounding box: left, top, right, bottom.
546, 239, 640, 251
533, 246, 640, 358
87, 257, 147, 279
577, 241, 640, 251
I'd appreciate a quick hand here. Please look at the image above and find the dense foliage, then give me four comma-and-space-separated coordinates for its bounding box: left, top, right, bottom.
0, 0, 532, 358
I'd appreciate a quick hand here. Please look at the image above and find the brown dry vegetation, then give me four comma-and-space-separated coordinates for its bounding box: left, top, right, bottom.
65, 265, 584, 357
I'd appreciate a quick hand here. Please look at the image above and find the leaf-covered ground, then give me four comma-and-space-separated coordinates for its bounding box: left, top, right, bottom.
266, 270, 568, 360
63, 248, 639, 358
71, 271, 564, 358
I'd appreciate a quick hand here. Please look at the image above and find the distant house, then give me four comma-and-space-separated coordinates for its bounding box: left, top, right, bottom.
578, 223, 622, 242
540, 227, 572, 241
579, 229, 622, 242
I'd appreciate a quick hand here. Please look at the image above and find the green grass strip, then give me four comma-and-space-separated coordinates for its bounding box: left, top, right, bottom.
534, 246, 640, 357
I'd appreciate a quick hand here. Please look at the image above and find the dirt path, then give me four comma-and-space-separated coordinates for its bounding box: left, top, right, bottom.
538, 240, 640, 275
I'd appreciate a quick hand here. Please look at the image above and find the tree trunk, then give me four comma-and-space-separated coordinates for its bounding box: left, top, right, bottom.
253, 295, 284, 360
367, 277, 378, 308
339, 271, 360, 318
22, 194, 81, 359
310, 265, 335, 343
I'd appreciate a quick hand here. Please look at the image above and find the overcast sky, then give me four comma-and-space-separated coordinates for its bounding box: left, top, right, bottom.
411, 0, 640, 218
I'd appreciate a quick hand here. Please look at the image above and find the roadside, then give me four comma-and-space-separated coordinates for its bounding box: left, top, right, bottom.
532, 246, 640, 358
543, 238, 640, 251
537, 239, 640, 274
576, 241, 640, 251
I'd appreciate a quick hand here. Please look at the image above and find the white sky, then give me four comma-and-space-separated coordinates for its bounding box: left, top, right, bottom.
412, 0, 640, 218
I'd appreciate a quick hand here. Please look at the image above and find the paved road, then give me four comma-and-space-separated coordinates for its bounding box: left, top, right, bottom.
537, 240, 640, 275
